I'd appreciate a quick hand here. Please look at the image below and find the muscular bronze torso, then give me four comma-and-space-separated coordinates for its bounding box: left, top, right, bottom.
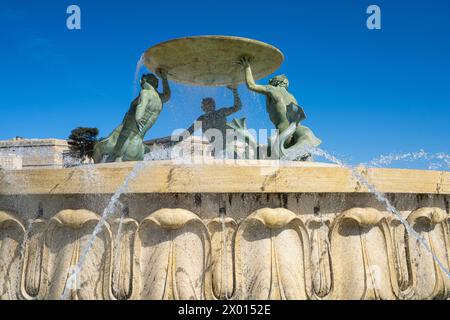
93, 72, 170, 163
237, 57, 321, 158
124, 88, 163, 137
265, 86, 298, 132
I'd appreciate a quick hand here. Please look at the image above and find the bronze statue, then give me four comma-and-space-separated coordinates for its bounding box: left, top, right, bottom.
229, 56, 321, 159
186, 86, 241, 155
93, 69, 170, 163
92, 37, 320, 163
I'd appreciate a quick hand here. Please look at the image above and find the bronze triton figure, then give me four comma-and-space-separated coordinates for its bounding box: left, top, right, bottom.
93, 69, 170, 163
227, 57, 321, 160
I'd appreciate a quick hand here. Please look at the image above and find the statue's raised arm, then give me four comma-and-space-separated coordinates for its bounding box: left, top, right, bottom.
240, 56, 272, 95
231, 56, 321, 160
223, 85, 242, 116
156, 68, 171, 103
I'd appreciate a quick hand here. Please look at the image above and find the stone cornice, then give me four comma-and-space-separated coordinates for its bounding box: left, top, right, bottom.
0, 139, 68, 148
1, 161, 449, 195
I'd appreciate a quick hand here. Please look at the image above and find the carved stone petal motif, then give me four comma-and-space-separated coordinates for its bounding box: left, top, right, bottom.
0, 211, 25, 300
406, 207, 450, 299
138, 208, 212, 300
21, 219, 46, 300
306, 217, 332, 299
235, 208, 311, 300
385, 217, 412, 298
329, 208, 398, 300
111, 217, 139, 300
207, 217, 237, 300
447, 215, 450, 298
40, 210, 112, 300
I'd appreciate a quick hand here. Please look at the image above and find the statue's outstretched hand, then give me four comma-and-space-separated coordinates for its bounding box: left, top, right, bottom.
238, 56, 252, 68
156, 67, 168, 79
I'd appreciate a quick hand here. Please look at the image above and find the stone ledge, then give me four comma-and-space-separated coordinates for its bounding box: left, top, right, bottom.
1, 160, 449, 195
0, 138, 68, 148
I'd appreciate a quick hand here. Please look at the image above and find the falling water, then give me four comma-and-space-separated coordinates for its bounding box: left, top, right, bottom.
249, 90, 266, 129
284, 146, 450, 279
113, 204, 126, 255
133, 53, 145, 97
60, 145, 174, 300
145, 143, 173, 161
61, 157, 151, 300
62, 154, 83, 167
367, 150, 450, 170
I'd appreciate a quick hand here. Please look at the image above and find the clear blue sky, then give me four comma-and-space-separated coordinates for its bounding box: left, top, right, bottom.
0, 0, 449, 164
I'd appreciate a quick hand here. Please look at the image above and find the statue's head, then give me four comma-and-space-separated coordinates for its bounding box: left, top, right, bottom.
141, 74, 159, 89
269, 74, 289, 88
201, 97, 216, 112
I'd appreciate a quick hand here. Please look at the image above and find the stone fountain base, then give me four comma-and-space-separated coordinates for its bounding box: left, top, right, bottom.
0, 161, 449, 300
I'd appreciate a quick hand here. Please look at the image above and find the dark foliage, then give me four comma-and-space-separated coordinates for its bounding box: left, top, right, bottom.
67, 127, 99, 161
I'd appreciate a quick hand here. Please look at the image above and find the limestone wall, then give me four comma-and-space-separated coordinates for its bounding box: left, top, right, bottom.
0, 138, 69, 168
0, 161, 449, 300
0, 154, 22, 170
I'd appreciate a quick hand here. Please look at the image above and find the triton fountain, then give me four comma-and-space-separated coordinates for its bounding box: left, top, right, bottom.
0, 36, 450, 300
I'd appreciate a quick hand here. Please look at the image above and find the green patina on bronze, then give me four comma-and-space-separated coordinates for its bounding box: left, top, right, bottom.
94, 36, 321, 163
227, 56, 321, 160
93, 70, 170, 163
